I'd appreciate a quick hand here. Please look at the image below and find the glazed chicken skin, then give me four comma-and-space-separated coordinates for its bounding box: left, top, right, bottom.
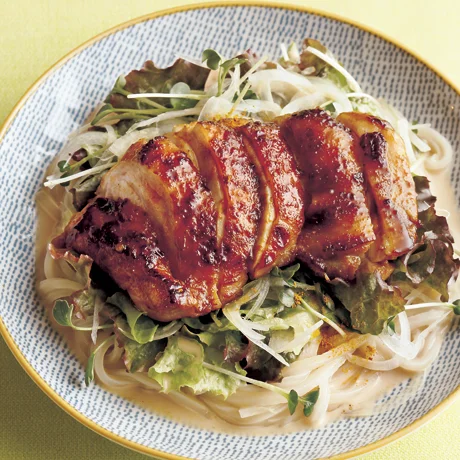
54, 197, 216, 320
279, 110, 376, 279
337, 112, 418, 262
172, 121, 261, 302
53, 109, 419, 321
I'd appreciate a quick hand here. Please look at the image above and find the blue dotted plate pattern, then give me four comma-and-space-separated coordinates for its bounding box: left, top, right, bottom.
0, 6, 459, 460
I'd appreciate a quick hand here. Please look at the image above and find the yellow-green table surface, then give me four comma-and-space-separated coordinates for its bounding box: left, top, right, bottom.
1, 0, 459, 458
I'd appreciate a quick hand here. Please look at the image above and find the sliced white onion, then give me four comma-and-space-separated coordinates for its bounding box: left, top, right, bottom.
280, 43, 289, 62
410, 123, 431, 131
108, 127, 160, 157
103, 124, 117, 146
221, 65, 241, 101
300, 299, 346, 337
153, 321, 183, 340
58, 131, 108, 159
408, 130, 431, 153
397, 118, 417, 165
223, 305, 289, 366
287, 42, 301, 64
307, 77, 353, 113
198, 96, 233, 121
127, 107, 202, 133
380, 311, 450, 360
249, 67, 314, 94
407, 309, 450, 330
236, 99, 282, 116
280, 93, 326, 115
418, 126, 454, 171
245, 277, 271, 319
258, 79, 274, 104
270, 320, 323, 353
91, 296, 103, 345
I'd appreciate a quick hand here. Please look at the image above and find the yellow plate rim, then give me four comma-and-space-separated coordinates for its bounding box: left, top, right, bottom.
0, 1, 459, 459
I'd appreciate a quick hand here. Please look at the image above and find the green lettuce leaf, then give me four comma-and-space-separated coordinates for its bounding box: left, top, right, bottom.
333, 272, 405, 335
243, 342, 287, 381
148, 336, 239, 398
48, 246, 98, 318
390, 176, 459, 301
118, 335, 165, 373
69, 287, 105, 318
107, 292, 158, 344
298, 39, 328, 74
279, 38, 327, 74
223, 332, 247, 363
270, 263, 300, 287
70, 172, 105, 211
109, 59, 210, 110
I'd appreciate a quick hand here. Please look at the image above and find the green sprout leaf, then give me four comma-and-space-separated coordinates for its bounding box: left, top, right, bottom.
57, 160, 71, 173
85, 336, 114, 386
52, 299, 112, 332
218, 57, 247, 95
202, 48, 222, 70
220, 57, 247, 77
202, 49, 247, 96
387, 315, 396, 333
287, 389, 299, 415
453, 300, 460, 315
323, 102, 335, 113
170, 82, 197, 109
302, 387, 320, 417
53, 299, 74, 327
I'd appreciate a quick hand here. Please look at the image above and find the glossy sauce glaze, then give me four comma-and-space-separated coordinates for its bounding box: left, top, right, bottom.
238, 121, 304, 277
174, 121, 261, 302
279, 110, 376, 279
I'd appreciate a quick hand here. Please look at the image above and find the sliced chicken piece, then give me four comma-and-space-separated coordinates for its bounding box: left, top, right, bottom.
172, 121, 260, 301
337, 112, 418, 261
53, 198, 214, 321
237, 121, 304, 277
278, 109, 376, 279
96, 137, 220, 312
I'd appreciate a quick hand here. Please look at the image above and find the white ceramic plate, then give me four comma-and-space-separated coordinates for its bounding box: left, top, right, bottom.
1, 4, 459, 459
